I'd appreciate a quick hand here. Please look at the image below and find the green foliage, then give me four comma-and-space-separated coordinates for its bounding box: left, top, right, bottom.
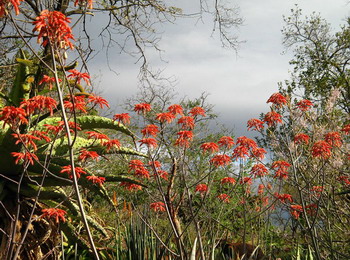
282, 7, 350, 113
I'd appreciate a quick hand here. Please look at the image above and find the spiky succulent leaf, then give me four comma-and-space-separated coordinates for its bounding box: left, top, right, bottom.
9, 51, 31, 106
36, 135, 145, 157
35, 115, 134, 137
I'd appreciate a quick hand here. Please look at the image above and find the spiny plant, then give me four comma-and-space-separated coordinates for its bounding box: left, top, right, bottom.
0, 14, 144, 260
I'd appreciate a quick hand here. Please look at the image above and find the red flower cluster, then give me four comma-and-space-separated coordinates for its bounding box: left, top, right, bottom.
236, 136, 257, 150
232, 136, 260, 160
11, 152, 38, 165
168, 104, 183, 115
290, 204, 303, 219
341, 124, 350, 135
217, 193, 230, 203
156, 112, 176, 123
20, 95, 57, 115
44, 121, 80, 135
175, 130, 193, 148
138, 138, 158, 149
310, 186, 324, 193
67, 69, 90, 85
134, 103, 151, 114
220, 177, 236, 185
258, 184, 264, 195
296, 99, 313, 111
247, 118, 264, 131
64, 95, 87, 113
294, 133, 310, 145
0, 106, 28, 127
42, 208, 67, 223
195, 184, 208, 194
150, 202, 166, 212
324, 132, 342, 148
0, 0, 22, 17
33, 10, 74, 49
85, 131, 109, 141
113, 113, 131, 125
240, 177, 253, 185
218, 136, 234, 149
264, 111, 282, 127
129, 160, 150, 179
155, 170, 168, 181
189, 106, 206, 117
148, 160, 161, 168
88, 94, 109, 109
102, 139, 121, 151
48, 121, 81, 134
12, 133, 40, 151
31, 130, 51, 143
210, 154, 231, 167
177, 116, 195, 129
266, 92, 288, 107
261, 196, 269, 206
200, 142, 219, 153
274, 193, 293, 203
311, 140, 332, 159
60, 165, 87, 179
86, 175, 106, 186
38, 75, 61, 90
120, 182, 142, 191
250, 164, 268, 177
271, 160, 291, 179
141, 124, 159, 137
250, 147, 266, 160
305, 203, 318, 216
232, 145, 249, 160
78, 149, 99, 162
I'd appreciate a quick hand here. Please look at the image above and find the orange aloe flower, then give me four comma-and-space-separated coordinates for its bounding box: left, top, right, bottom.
134, 103, 151, 114
150, 202, 166, 212
33, 10, 74, 49
218, 136, 234, 149
195, 184, 208, 194
266, 92, 288, 107
189, 106, 206, 117
200, 142, 219, 153
113, 113, 131, 125
42, 208, 67, 223
141, 124, 159, 137
168, 104, 183, 115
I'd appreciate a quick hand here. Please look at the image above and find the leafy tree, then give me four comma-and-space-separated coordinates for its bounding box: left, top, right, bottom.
249, 90, 350, 258
111, 87, 279, 259
282, 7, 350, 113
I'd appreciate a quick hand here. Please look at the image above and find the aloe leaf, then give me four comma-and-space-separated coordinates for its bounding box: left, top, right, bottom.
9, 50, 31, 106
37, 135, 145, 157
6, 183, 79, 215
26, 160, 144, 210
60, 222, 91, 251
42, 188, 109, 238
0, 122, 10, 144
35, 115, 134, 137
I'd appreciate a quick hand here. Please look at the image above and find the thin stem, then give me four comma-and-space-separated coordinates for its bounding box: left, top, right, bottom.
50, 45, 100, 260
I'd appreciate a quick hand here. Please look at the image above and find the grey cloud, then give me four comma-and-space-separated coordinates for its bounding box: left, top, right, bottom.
88, 0, 349, 137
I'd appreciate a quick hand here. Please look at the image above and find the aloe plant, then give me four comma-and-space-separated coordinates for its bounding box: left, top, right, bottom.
0, 52, 145, 259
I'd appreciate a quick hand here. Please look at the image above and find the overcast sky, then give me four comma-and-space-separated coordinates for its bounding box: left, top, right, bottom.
89, 0, 350, 137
